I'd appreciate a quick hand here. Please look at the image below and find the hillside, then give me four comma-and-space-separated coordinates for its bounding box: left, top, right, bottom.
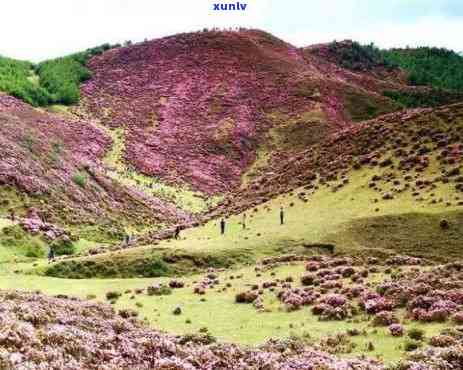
1, 29, 463, 259
77, 30, 409, 195
0, 93, 190, 251
2, 29, 463, 368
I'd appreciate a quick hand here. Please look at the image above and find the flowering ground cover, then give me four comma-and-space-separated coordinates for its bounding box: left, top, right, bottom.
3, 256, 463, 367
2, 30, 463, 369
79, 30, 406, 195
0, 93, 195, 253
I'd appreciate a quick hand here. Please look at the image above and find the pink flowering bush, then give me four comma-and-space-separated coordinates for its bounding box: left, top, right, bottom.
360, 293, 393, 314
312, 294, 354, 320
452, 311, 463, 324
0, 289, 387, 369
389, 324, 404, 337
373, 311, 399, 326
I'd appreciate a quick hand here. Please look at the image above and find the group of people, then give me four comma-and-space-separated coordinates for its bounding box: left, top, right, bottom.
219, 206, 285, 235
171, 207, 286, 240
33, 206, 286, 263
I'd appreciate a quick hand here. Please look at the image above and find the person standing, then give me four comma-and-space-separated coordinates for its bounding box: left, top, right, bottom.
220, 218, 226, 235
48, 246, 55, 264
280, 207, 285, 225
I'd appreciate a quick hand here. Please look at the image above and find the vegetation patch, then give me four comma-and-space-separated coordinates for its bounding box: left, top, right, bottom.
344, 89, 400, 121
72, 171, 88, 188
0, 43, 119, 106
327, 40, 396, 71
383, 89, 463, 108
384, 47, 463, 91
50, 237, 76, 256
266, 108, 329, 150
0, 225, 47, 260
42, 247, 256, 279
323, 211, 463, 262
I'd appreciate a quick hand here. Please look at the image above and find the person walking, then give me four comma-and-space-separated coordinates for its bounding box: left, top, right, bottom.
174, 226, 181, 240
280, 207, 285, 225
220, 218, 226, 235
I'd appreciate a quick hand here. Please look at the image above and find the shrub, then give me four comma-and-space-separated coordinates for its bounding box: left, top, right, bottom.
0, 43, 118, 107
106, 291, 121, 300
373, 311, 398, 326
301, 273, 316, 286
452, 311, 463, 324
147, 284, 172, 296
429, 335, 456, 347
389, 324, 404, 337
408, 327, 425, 341
119, 309, 138, 318
384, 89, 463, 108
72, 172, 87, 188
169, 279, 185, 288
173, 306, 182, 315
235, 291, 258, 303
327, 41, 395, 71
50, 237, 76, 256
404, 339, 421, 352
383, 46, 463, 91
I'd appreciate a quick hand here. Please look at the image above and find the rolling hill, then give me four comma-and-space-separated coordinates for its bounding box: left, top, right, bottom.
2, 29, 463, 368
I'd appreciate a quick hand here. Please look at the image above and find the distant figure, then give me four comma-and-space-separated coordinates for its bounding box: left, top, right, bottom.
220, 218, 226, 235
280, 207, 285, 225
242, 213, 247, 230
174, 226, 181, 240
48, 247, 55, 264
124, 234, 130, 245
9, 209, 15, 221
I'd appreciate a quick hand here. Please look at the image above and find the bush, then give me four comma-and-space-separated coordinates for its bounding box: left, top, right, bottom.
301, 273, 316, 286
72, 172, 87, 188
327, 41, 396, 71
404, 339, 421, 352
429, 335, 456, 347
119, 309, 138, 318
106, 291, 121, 300
50, 237, 76, 256
235, 291, 258, 303
408, 328, 425, 341
147, 284, 172, 296
373, 311, 398, 326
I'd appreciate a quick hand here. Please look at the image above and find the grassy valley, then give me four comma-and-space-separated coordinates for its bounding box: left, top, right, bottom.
1, 30, 463, 369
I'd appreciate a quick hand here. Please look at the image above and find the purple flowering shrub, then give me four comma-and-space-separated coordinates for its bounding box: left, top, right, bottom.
0, 290, 386, 370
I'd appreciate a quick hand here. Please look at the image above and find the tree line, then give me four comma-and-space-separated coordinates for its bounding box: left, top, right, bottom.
0, 43, 119, 107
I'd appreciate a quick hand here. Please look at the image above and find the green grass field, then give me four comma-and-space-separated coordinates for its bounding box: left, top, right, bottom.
0, 262, 448, 363
52, 166, 462, 272
1, 163, 461, 363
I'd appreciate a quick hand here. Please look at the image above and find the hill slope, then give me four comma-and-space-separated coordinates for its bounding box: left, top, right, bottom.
1, 30, 463, 253
78, 30, 408, 194
0, 93, 190, 242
